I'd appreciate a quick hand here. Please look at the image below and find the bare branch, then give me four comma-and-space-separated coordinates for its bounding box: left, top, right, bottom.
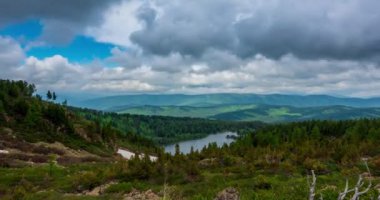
305, 160, 375, 200
309, 170, 317, 200
338, 179, 353, 200
350, 161, 372, 200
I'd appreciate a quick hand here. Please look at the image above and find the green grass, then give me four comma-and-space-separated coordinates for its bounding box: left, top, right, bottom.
267, 107, 302, 117
1, 163, 379, 199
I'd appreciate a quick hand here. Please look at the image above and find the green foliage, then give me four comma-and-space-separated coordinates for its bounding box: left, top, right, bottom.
73, 171, 104, 191
104, 182, 133, 193
48, 154, 58, 176
0, 79, 158, 156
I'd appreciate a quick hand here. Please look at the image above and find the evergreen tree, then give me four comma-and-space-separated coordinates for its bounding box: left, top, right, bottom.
310, 126, 321, 140
46, 90, 52, 100
52, 92, 57, 101
175, 144, 180, 156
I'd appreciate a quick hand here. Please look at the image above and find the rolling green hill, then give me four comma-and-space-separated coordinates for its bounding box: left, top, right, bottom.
117, 104, 258, 118
78, 93, 380, 110
115, 104, 380, 123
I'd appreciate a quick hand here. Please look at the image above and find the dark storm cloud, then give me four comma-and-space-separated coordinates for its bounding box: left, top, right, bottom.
131, 0, 380, 60
0, 0, 121, 44
0, 0, 121, 24
131, 0, 238, 57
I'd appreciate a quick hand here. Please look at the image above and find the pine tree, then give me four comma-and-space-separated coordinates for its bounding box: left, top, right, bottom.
310, 126, 321, 140
52, 92, 57, 101
175, 144, 180, 156
46, 90, 52, 100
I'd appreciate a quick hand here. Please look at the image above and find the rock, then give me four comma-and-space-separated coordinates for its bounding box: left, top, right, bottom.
198, 158, 217, 167
0, 150, 9, 154
124, 189, 160, 200
214, 187, 239, 200
83, 181, 118, 196
1, 127, 13, 135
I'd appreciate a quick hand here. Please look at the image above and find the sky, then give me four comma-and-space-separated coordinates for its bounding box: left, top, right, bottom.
1, 0, 380, 98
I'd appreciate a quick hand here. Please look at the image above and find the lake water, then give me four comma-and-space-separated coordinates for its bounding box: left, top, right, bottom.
164, 132, 238, 155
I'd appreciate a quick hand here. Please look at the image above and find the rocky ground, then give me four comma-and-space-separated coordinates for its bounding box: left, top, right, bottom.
0, 127, 110, 167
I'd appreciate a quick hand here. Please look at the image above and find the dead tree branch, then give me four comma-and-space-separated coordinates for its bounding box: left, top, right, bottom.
309, 170, 317, 200
350, 161, 372, 200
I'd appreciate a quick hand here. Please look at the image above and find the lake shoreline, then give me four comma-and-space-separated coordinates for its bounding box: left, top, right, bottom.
164, 131, 238, 155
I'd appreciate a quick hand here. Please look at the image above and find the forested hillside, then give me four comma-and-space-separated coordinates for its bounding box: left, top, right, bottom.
72, 107, 264, 144
115, 104, 380, 123
0, 80, 157, 165
2, 114, 380, 199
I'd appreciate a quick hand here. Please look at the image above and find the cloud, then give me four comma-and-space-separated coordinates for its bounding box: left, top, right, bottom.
170, 54, 380, 97
130, 0, 380, 60
85, 0, 143, 47
5, 53, 157, 93
81, 80, 155, 92
1, 0, 380, 98
0, 36, 25, 77
15, 55, 83, 87
3, 44, 380, 97
0, 0, 122, 44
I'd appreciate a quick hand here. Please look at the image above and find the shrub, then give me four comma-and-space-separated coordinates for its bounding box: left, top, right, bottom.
72, 171, 104, 191
303, 158, 327, 172
104, 182, 133, 194
254, 175, 272, 190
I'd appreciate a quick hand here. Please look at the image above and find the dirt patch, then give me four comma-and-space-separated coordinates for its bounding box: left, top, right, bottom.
214, 187, 239, 200
83, 181, 118, 196
123, 189, 160, 200
0, 139, 106, 167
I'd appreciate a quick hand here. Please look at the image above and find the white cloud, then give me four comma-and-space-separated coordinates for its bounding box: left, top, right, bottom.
0, 36, 25, 74
18, 52, 380, 97
81, 80, 155, 92
85, 0, 143, 47
14, 55, 85, 90
2, 34, 380, 98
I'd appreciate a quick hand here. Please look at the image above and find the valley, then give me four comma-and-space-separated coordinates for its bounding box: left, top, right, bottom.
1, 80, 380, 200
2, 1, 380, 199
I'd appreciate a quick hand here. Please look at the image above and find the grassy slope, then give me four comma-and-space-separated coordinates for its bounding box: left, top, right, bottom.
1, 165, 369, 200
116, 104, 380, 123
0, 80, 158, 162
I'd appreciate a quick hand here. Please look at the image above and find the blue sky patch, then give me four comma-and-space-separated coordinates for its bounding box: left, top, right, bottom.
0, 20, 115, 64
26, 35, 114, 63
0, 19, 42, 41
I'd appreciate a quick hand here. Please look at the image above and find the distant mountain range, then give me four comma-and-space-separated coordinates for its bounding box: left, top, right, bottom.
75, 94, 380, 123
78, 94, 380, 110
